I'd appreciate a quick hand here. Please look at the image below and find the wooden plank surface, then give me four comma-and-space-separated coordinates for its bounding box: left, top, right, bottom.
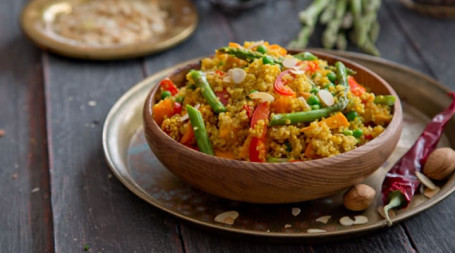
1, 0, 454, 252
0, 0, 53, 252
43, 56, 183, 252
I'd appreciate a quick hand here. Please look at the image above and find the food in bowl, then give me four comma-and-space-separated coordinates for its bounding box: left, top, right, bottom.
151, 41, 395, 162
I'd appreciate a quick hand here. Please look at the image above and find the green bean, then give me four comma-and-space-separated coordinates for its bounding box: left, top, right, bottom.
186, 105, 214, 155
374, 95, 396, 106
270, 61, 350, 126
217, 47, 263, 62
266, 157, 290, 163
270, 108, 332, 126
189, 70, 226, 114
293, 52, 317, 61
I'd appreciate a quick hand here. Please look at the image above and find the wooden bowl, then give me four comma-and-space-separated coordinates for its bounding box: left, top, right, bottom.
143, 51, 403, 204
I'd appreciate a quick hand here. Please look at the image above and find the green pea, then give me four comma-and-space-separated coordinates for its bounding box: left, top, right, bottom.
257, 45, 267, 54
176, 96, 184, 103
343, 130, 353, 136
262, 56, 274, 65
353, 129, 363, 138
346, 111, 358, 121
161, 91, 172, 99
307, 95, 320, 105
311, 104, 320, 110
310, 87, 319, 94
324, 83, 335, 90
327, 72, 337, 83
285, 142, 292, 152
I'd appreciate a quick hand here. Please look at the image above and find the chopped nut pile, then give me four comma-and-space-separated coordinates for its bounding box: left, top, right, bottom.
48, 0, 168, 46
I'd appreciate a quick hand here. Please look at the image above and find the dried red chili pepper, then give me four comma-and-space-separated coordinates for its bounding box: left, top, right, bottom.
381, 92, 455, 225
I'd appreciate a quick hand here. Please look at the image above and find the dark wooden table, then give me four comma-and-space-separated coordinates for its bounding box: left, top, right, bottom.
1, 0, 454, 252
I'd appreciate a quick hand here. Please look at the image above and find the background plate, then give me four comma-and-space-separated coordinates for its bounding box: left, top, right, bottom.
102, 51, 455, 240
21, 0, 198, 60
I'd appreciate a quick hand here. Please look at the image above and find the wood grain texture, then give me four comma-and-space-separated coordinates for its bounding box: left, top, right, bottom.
43, 55, 183, 252
0, 0, 53, 252
382, 1, 455, 252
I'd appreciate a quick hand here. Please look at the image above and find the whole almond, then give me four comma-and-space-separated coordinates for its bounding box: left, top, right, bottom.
343, 184, 376, 211
423, 148, 455, 180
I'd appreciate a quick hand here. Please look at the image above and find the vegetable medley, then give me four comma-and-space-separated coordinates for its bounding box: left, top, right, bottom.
152, 41, 395, 162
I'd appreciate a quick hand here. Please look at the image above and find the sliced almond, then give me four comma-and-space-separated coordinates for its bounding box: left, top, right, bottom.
222, 76, 232, 83
315, 215, 331, 224
248, 92, 275, 102
214, 211, 239, 225
307, 228, 327, 233
416, 171, 437, 190
289, 69, 306, 75
283, 58, 299, 69
291, 207, 301, 217
353, 215, 369, 225
339, 216, 354, 226
424, 186, 440, 198
297, 96, 311, 110
317, 90, 334, 107
284, 224, 292, 228
228, 68, 246, 84
377, 206, 396, 220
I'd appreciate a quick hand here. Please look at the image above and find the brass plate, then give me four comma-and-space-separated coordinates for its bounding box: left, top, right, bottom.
102, 51, 455, 240
21, 0, 198, 60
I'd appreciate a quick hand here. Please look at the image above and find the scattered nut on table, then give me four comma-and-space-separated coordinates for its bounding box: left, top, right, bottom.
415, 171, 437, 190
315, 215, 331, 224
307, 228, 327, 233
214, 211, 239, 225
353, 215, 369, 225
343, 184, 376, 211
291, 207, 301, 216
423, 147, 455, 180
424, 186, 440, 198
339, 216, 354, 226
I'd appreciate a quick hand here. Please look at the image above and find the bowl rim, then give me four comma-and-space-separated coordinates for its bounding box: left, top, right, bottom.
143, 50, 403, 169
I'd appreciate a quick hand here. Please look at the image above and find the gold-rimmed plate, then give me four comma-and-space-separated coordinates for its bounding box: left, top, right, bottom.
21, 0, 198, 60
102, 51, 455, 240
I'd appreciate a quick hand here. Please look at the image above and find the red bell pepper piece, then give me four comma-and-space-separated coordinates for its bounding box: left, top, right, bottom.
243, 104, 253, 119
249, 102, 270, 162
381, 92, 455, 225
173, 102, 182, 114
305, 61, 319, 73
274, 70, 295, 96
348, 76, 366, 96
159, 78, 179, 96
215, 89, 230, 106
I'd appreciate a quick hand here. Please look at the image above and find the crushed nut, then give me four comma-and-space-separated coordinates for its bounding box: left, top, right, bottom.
214, 211, 239, 225
31, 187, 40, 193
307, 228, 327, 233
315, 215, 331, 224
424, 186, 440, 198
284, 224, 292, 228
291, 207, 301, 217
416, 171, 437, 190
339, 216, 354, 226
353, 215, 369, 225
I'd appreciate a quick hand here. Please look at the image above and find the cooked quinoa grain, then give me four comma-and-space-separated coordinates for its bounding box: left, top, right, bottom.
152, 41, 394, 162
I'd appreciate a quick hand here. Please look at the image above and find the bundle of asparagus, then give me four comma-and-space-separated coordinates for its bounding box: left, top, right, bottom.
288, 0, 381, 56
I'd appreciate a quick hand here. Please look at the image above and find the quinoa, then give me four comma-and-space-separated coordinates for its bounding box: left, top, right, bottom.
152, 41, 394, 162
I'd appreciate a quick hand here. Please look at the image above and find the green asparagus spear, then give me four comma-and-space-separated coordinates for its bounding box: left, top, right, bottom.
186, 105, 214, 155
217, 47, 264, 63
322, 0, 348, 49
320, 2, 336, 25
299, 0, 331, 27
270, 62, 350, 126
189, 70, 226, 114
374, 95, 396, 106
293, 52, 317, 61
336, 32, 348, 50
